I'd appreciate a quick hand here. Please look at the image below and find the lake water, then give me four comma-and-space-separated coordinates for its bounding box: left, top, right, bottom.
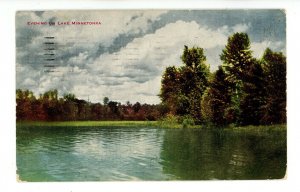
17, 126, 286, 181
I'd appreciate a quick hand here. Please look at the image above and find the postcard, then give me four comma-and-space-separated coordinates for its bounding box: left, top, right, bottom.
16, 10, 286, 182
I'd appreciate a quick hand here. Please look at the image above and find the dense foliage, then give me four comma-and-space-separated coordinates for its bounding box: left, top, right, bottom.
159, 46, 210, 123
16, 89, 165, 121
161, 32, 286, 126
201, 66, 232, 126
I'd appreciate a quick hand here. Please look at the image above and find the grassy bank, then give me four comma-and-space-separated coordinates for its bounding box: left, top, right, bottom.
16, 121, 286, 132
16, 121, 158, 127
16, 120, 202, 129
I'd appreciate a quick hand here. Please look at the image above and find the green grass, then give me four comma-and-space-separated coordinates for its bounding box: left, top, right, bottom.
16, 121, 286, 132
16, 121, 158, 127
16, 120, 204, 129
156, 122, 203, 129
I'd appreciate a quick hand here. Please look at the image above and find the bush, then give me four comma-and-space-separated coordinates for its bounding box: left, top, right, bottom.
181, 115, 195, 128
158, 114, 179, 128
158, 114, 196, 128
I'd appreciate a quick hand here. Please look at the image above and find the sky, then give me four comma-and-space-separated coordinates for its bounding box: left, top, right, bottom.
16, 10, 286, 104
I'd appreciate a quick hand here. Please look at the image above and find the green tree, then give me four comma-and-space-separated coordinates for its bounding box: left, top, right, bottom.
260, 48, 286, 124
239, 60, 266, 125
103, 97, 109, 105
179, 46, 210, 122
220, 32, 253, 82
63, 93, 76, 101
159, 66, 180, 114
160, 46, 210, 123
201, 66, 232, 126
220, 32, 255, 124
42, 89, 58, 100
181, 45, 207, 69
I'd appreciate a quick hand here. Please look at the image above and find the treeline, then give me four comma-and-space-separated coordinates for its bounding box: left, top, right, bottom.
160, 32, 286, 126
17, 32, 286, 126
16, 90, 167, 121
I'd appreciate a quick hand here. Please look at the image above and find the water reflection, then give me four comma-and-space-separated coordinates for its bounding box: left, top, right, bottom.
160, 128, 286, 180
17, 126, 286, 181
17, 126, 168, 181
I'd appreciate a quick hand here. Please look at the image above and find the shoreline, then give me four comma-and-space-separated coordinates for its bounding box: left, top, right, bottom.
16, 121, 287, 131
16, 121, 158, 128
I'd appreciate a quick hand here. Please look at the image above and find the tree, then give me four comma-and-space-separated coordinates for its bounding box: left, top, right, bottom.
201, 66, 232, 126
181, 45, 207, 69
260, 48, 286, 124
103, 97, 109, 105
16, 89, 36, 120
160, 46, 210, 123
90, 103, 103, 120
75, 99, 90, 120
239, 61, 266, 125
133, 102, 141, 113
159, 66, 180, 114
108, 101, 118, 113
42, 89, 58, 101
16, 89, 164, 122
179, 46, 210, 122
220, 32, 253, 82
220, 32, 256, 124
63, 93, 76, 102
62, 99, 78, 121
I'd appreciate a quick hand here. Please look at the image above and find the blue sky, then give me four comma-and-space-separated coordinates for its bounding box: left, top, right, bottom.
16, 10, 286, 104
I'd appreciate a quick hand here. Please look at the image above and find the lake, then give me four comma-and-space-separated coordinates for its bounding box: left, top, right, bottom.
17, 126, 286, 181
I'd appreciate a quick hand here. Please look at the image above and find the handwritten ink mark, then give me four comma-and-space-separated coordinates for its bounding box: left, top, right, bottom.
44, 65, 56, 68
44, 70, 55, 73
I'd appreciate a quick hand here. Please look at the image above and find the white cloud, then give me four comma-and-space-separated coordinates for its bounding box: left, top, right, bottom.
216, 23, 250, 37
251, 40, 285, 58
232, 23, 251, 33
16, 17, 239, 104
84, 20, 230, 103
23, 78, 36, 87
68, 52, 89, 66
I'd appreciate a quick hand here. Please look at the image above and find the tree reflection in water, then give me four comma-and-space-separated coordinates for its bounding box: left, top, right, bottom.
160, 128, 286, 180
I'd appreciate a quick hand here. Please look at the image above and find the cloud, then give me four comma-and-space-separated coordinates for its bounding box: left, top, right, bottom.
16, 10, 168, 67
16, 10, 286, 104
232, 23, 251, 33
80, 20, 231, 103
68, 52, 89, 66
251, 40, 285, 58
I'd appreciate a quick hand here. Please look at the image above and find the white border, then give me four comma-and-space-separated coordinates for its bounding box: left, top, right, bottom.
1, 1, 299, 192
